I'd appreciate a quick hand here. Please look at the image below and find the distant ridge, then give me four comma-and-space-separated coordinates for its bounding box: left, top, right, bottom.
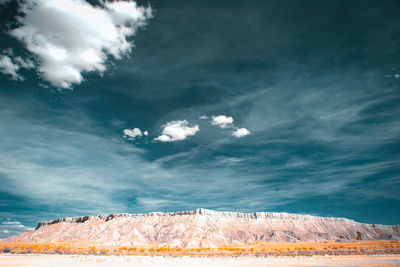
35, 208, 355, 229
6, 209, 400, 248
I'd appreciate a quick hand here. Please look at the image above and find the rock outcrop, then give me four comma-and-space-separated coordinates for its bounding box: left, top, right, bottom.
5, 208, 400, 247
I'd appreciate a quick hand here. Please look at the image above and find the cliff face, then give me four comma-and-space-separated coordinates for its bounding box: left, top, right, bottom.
6, 209, 400, 248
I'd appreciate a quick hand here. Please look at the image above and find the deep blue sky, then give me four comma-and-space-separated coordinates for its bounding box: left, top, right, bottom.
0, 0, 399, 237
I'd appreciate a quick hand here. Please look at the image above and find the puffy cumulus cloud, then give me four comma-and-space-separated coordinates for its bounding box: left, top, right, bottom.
123, 127, 143, 140
154, 120, 199, 142
6, 0, 152, 88
211, 115, 234, 128
0, 220, 34, 238
232, 127, 251, 138
209, 115, 250, 138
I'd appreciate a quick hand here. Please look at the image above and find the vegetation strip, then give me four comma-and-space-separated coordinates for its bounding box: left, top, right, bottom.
1, 240, 399, 257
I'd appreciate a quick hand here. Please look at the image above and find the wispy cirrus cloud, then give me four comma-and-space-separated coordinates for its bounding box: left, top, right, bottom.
1, 0, 399, 232
0, 220, 34, 239
1, 0, 152, 88
0, 97, 282, 233
1, 75, 399, 234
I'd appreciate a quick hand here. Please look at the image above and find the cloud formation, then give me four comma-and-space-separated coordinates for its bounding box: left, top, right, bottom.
232, 127, 250, 138
4, 0, 152, 88
154, 120, 199, 142
0, 55, 20, 80
0, 220, 34, 239
123, 127, 143, 140
211, 115, 234, 128
209, 115, 250, 138
0, 53, 34, 80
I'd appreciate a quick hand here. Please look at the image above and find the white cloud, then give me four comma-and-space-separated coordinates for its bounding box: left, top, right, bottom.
154, 134, 172, 142
209, 115, 250, 138
7, 0, 152, 88
0, 55, 20, 80
154, 120, 199, 142
0, 220, 34, 238
143, 130, 148, 136
199, 115, 208, 119
14, 56, 35, 69
211, 115, 234, 128
123, 127, 142, 140
0, 48, 34, 80
232, 127, 250, 138
2, 221, 21, 225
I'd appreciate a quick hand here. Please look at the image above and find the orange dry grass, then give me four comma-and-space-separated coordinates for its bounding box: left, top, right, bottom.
0, 240, 399, 256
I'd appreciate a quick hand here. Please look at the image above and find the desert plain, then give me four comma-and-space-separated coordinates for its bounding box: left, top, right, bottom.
1, 254, 400, 267
1, 240, 400, 266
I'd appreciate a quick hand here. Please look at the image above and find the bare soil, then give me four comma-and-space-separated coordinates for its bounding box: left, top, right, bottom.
1, 254, 400, 267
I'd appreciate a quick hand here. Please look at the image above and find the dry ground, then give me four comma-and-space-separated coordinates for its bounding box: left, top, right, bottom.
1, 254, 400, 267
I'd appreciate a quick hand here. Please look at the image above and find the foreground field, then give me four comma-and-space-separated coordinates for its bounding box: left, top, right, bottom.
1, 254, 400, 267
1, 240, 400, 256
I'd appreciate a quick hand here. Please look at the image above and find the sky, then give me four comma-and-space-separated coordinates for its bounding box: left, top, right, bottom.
0, 0, 399, 238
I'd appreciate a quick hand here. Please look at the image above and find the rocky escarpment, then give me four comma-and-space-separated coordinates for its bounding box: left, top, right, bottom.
6, 209, 400, 248
35, 208, 353, 229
